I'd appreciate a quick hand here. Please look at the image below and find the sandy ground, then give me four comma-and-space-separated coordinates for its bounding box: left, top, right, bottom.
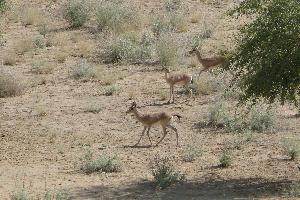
0, 0, 300, 199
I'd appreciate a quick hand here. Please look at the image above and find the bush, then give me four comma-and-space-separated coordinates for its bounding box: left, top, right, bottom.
43, 188, 71, 200
14, 38, 34, 55
219, 150, 232, 168
31, 60, 53, 74
10, 188, 30, 200
33, 35, 46, 48
63, 0, 88, 28
104, 84, 119, 96
156, 36, 178, 66
71, 59, 96, 80
3, 51, 17, 66
182, 145, 201, 162
96, 1, 139, 33
103, 33, 153, 64
80, 148, 121, 174
0, 73, 23, 98
164, 0, 181, 12
208, 100, 276, 133
0, 0, 7, 14
151, 156, 185, 189
286, 181, 300, 197
282, 138, 300, 161
22, 7, 45, 26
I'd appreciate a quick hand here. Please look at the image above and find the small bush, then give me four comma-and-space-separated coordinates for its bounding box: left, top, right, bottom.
10, 188, 31, 200
103, 33, 153, 64
80, 148, 121, 174
151, 156, 185, 189
22, 7, 45, 26
33, 35, 46, 48
3, 51, 17, 66
0, 73, 23, 98
96, 1, 139, 33
0, 0, 7, 14
190, 73, 224, 96
83, 104, 102, 114
219, 150, 232, 168
14, 38, 34, 55
54, 51, 68, 63
31, 60, 54, 74
63, 0, 88, 28
104, 84, 119, 96
282, 138, 300, 161
208, 100, 276, 133
286, 181, 300, 197
43, 188, 71, 200
168, 12, 187, 32
71, 59, 96, 80
156, 36, 178, 66
164, 0, 181, 12
182, 145, 201, 162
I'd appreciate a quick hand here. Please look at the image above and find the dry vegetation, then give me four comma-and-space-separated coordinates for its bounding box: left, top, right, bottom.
0, 0, 299, 199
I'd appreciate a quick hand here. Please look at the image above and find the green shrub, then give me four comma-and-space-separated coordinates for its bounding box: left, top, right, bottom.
282, 138, 300, 161
103, 33, 153, 64
96, 1, 139, 33
219, 150, 232, 168
10, 188, 31, 200
208, 100, 276, 133
44, 188, 71, 200
164, 0, 181, 12
104, 84, 119, 96
156, 36, 178, 66
31, 60, 53, 74
80, 148, 121, 174
0, 0, 7, 14
182, 145, 201, 162
151, 156, 185, 189
63, 0, 88, 28
71, 59, 96, 80
0, 73, 23, 98
33, 35, 46, 48
286, 181, 300, 197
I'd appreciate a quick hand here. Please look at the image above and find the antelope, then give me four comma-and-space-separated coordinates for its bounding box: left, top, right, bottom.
126, 101, 181, 146
163, 68, 193, 104
189, 48, 226, 75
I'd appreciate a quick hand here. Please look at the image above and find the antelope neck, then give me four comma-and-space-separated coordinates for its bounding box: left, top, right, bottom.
132, 107, 143, 121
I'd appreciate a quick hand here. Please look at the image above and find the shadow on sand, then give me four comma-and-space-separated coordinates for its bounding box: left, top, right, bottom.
71, 177, 292, 200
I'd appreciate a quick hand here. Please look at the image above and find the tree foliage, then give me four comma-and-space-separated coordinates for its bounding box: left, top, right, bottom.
229, 0, 300, 106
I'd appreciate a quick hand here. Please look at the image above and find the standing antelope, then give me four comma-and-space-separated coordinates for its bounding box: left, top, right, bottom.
126, 101, 181, 146
163, 68, 193, 104
189, 48, 226, 75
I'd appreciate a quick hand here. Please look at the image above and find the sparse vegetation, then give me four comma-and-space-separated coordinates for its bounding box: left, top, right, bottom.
21, 7, 45, 26
219, 150, 232, 168
33, 35, 46, 49
286, 181, 300, 197
54, 50, 67, 63
208, 100, 276, 133
0, 73, 23, 98
43, 188, 71, 200
3, 51, 17, 66
71, 59, 96, 80
63, 0, 88, 28
31, 60, 54, 74
282, 138, 300, 161
0, 0, 7, 14
103, 33, 153, 64
96, 1, 139, 33
182, 145, 201, 162
80, 148, 121, 174
151, 156, 185, 189
14, 38, 34, 55
83, 104, 102, 114
156, 35, 178, 66
104, 84, 119, 96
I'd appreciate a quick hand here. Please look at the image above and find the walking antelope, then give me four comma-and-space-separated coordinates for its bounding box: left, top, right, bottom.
189, 48, 226, 75
126, 102, 181, 146
163, 68, 193, 103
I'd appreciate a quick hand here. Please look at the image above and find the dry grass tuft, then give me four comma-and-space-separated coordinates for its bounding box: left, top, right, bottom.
31, 60, 54, 74
14, 38, 34, 55
3, 51, 18, 66
0, 72, 24, 98
54, 50, 68, 63
21, 7, 45, 26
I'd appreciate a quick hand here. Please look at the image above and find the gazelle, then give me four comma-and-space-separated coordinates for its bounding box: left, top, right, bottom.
189, 48, 226, 75
126, 101, 181, 146
163, 68, 193, 103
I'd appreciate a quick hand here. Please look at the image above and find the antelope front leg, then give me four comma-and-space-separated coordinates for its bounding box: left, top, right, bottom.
134, 126, 147, 146
155, 127, 168, 146
171, 86, 175, 103
167, 85, 172, 103
146, 127, 152, 146
167, 124, 179, 146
